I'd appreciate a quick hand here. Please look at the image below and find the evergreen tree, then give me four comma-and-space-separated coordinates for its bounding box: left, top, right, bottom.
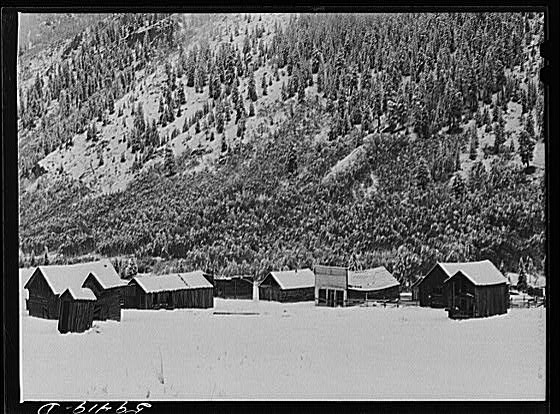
517, 257, 527, 291
249, 101, 255, 117
163, 145, 177, 177
125, 257, 138, 279
247, 70, 258, 101
451, 172, 466, 198
493, 121, 505, 154
518, 129, 535, 169
415, 158, 431, 190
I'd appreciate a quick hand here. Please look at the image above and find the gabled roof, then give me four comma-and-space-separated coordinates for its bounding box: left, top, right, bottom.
440, 260, 507, 286
348, 267, 400, 291
24, 260, 125, 295
131, 270, 213, 293
61, 287, 97, 301
264, 269, 315, 290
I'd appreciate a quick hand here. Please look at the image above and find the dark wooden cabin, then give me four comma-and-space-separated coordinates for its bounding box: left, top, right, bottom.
57, 288, 96, 334
214, 275, 254, 299
415, 264, 450, 307
82, 273, 122, 321
23, 260, 126, 320
127, 271, 214, 309
443, 265, 509, 319
259, 269, 315, 302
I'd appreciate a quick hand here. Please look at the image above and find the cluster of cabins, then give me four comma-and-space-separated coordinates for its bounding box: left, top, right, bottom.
22, 257, 532, 334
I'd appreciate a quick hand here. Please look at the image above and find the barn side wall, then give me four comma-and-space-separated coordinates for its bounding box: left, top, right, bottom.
215, 278, 253, 299
58, 299, 95, 334
475, 284, 508, 317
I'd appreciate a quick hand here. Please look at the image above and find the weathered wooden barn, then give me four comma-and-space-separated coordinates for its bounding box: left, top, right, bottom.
127, 271, 214, 309
214, 275, 254, 299
315, 265, 400, 307
347, 267, 400, 303
57, 287, 96, 333
415, 262, 468, 308
443, 261, 509, 319
258, 269, 315, 302
23, 260, 126, 322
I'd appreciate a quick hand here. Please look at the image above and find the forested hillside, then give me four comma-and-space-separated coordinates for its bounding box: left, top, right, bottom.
18, 12, 546, 285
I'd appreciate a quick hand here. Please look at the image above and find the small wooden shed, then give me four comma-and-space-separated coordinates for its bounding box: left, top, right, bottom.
214, 275, 254, 299
443, 263, 509, 318
127, 271, 214, 309
57, 287, 96, 334
259, 269, 315, 302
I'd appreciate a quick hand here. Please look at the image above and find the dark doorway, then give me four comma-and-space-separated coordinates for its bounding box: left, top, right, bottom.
335, 290, 344, 307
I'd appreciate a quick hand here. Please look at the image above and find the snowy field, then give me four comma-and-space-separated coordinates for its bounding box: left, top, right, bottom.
20, 294, 545, 401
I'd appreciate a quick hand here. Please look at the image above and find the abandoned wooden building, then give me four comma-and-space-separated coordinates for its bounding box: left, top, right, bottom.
23, 260, 126, 322
214, 275, 254, 299
258, 269, 315, 302
126, 271, 214, 309
347, 267, 400, 303
443, 261, 509, 319
314, 265, 348, 306
57, 287, 96, 334
315, 265, 399, 307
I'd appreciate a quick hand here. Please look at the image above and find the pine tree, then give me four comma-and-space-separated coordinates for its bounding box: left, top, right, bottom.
469, 127, 479, 160
247, 70, 257, 102
493, 121, 505, 154
163, 145, 177, 177
451, 172, 466, 198
415, 158, 431, 190
125, 257, 138, 279
248, 101, 255, 117
518, 129, 535, 169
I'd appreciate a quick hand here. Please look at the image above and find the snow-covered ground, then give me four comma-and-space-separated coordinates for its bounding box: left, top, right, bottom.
20, 291, 545, 401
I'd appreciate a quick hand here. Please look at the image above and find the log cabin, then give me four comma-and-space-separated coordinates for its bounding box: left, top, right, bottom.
258, 269, 315, 302
126, 271, 214, 309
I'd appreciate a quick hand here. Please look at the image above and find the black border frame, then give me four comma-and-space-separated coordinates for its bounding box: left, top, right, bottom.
2, 1, 556, 413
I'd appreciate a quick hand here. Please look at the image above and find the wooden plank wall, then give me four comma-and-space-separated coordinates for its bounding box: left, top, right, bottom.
139, 288, 214, 309
58, 300, 95, 333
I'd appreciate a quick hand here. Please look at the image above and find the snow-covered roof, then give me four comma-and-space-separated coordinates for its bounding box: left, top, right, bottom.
25, 260, 125, 295
348, 267, 400, 291
62, 287, 97, 301
440, 260, 507, 286
265, 269, 315, 290
132, 271, 212, 293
